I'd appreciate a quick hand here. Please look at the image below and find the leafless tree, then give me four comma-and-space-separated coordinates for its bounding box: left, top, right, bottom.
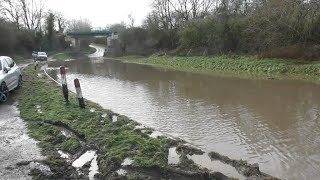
67, 18, 92, 32
2, 0, 21, 29
54, 11, 67, 33
128, 13, 135, 28
2, 0, 45, 31
19, 0, 45, 32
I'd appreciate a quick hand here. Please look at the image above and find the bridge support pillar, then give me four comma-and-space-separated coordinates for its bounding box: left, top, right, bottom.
75, 38, 81, 52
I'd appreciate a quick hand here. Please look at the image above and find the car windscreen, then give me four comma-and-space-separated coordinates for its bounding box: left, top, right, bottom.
38, 52, 46, 55
0, 60, 2, 70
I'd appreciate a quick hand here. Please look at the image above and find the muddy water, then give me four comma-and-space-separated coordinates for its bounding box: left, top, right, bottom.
49, 58, 320, 179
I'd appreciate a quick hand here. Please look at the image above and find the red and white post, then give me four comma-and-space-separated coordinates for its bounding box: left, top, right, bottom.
74, 78, 85, 109
60, 66, 69, 103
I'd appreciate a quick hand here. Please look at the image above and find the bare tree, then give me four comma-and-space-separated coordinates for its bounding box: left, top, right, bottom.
2, 0, 45, 31
19, 0, 45, 32
54, 11, 67, 33
128, 13, 135, 28
67, 18, 92, 32
2, 0, 21, 29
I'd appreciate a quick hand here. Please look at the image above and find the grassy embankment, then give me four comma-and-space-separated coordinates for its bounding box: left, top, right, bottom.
51, 47, 96, 61
84, 46, 97, 55
118, 55, 320, 80
51, 52, 73, 61
18, 66, 215, 179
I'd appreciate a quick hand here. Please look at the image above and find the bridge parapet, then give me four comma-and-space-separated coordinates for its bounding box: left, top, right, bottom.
67, 29, 114, 38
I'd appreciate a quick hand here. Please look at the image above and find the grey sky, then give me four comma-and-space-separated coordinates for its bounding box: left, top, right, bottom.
46, 0, 152, 27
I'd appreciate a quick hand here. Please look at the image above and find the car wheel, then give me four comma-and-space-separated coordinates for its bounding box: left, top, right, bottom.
16, 76, 22, 89
0, 83, 9, 103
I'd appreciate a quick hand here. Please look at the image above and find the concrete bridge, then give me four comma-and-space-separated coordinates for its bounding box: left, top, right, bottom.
66, 29, 117, 51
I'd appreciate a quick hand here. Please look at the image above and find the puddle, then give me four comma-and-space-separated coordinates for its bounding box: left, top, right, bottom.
58, 150, 70, 159
149, 131, 163, 138
89, 155, 99, 180
187, 153, 246, 179
58, 127, 85, 146
29, 162, 52, 176
168, 146, 245, 179
72, 150, 96, 168
112, 115, 118, 122
116, 169, 127, 176
61, 129, 73, 138
36, 105, 43, 114
64, 59, 76, 62
101, 114, 107, 118
90, 108, 96, 112
37, 73, 45, 78
168, 147, 180, 165
121, 158, 133, 166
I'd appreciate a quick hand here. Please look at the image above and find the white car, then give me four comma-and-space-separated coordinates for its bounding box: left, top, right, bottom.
0, 56, 22, 103
36, 52, 47, 61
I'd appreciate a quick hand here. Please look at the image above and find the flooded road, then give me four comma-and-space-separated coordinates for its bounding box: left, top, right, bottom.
49, 58, 320, 179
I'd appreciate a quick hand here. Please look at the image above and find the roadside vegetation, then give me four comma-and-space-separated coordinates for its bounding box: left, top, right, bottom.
52, 52, 73, 61
50, 46, 96, 61
118, 55, 320, 80
111, 0, 319, 61
0, 0, 93, 59
84, 46, 97, 55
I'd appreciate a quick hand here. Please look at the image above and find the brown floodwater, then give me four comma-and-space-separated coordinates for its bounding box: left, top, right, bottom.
49, 57, 320, 179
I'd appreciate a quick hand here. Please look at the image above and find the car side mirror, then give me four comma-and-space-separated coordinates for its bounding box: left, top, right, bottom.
4, 67, 11, 73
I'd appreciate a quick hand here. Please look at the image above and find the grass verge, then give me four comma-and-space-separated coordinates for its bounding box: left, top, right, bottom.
117, 55, 320, 81
52, 52, 73, 61
84, 47, 97, 55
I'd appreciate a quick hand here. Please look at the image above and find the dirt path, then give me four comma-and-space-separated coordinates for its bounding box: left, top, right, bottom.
0, 93, 45, 179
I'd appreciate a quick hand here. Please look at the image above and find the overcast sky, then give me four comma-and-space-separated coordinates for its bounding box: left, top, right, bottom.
46, 0, 152, 27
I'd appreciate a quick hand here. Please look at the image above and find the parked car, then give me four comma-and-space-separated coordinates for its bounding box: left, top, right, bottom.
0, 56, 22, 103
36, 52, 47, 61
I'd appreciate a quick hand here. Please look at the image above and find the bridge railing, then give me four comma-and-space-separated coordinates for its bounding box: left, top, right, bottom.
67, 29, 114, 37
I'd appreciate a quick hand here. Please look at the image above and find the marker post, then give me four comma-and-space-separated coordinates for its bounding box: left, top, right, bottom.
60, 66, 69, 103
74, 78, 85, 109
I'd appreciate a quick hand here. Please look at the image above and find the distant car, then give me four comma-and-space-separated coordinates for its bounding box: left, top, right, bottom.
32, 51, 38, 60
0, 56, 22, 103
36, 52, 47, 61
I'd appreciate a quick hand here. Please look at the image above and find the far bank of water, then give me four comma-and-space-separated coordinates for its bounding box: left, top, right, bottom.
117, 56, 320, 83
49, 57, 320, 180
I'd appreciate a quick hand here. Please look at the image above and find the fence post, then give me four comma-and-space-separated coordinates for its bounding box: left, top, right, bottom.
74, 78, 85, 108
60, 66, 69, 103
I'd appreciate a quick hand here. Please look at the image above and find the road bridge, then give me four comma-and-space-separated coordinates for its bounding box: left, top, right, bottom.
66, 29, 116, 51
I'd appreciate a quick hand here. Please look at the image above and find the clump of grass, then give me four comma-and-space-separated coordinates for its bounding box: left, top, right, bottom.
52, 52, 73, 61
13, 56, 30, 64
59, 137, 81, 154
83, 47, 97, 55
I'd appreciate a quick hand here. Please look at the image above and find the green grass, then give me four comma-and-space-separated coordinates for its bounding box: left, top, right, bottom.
13, 56, 31, 64
19, 66, 171, 178
83, 47, 97, 55
118, 55, 320, 81
52, 52, 73, 61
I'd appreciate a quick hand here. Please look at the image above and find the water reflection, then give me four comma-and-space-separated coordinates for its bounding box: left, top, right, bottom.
49, 58, 320, 179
